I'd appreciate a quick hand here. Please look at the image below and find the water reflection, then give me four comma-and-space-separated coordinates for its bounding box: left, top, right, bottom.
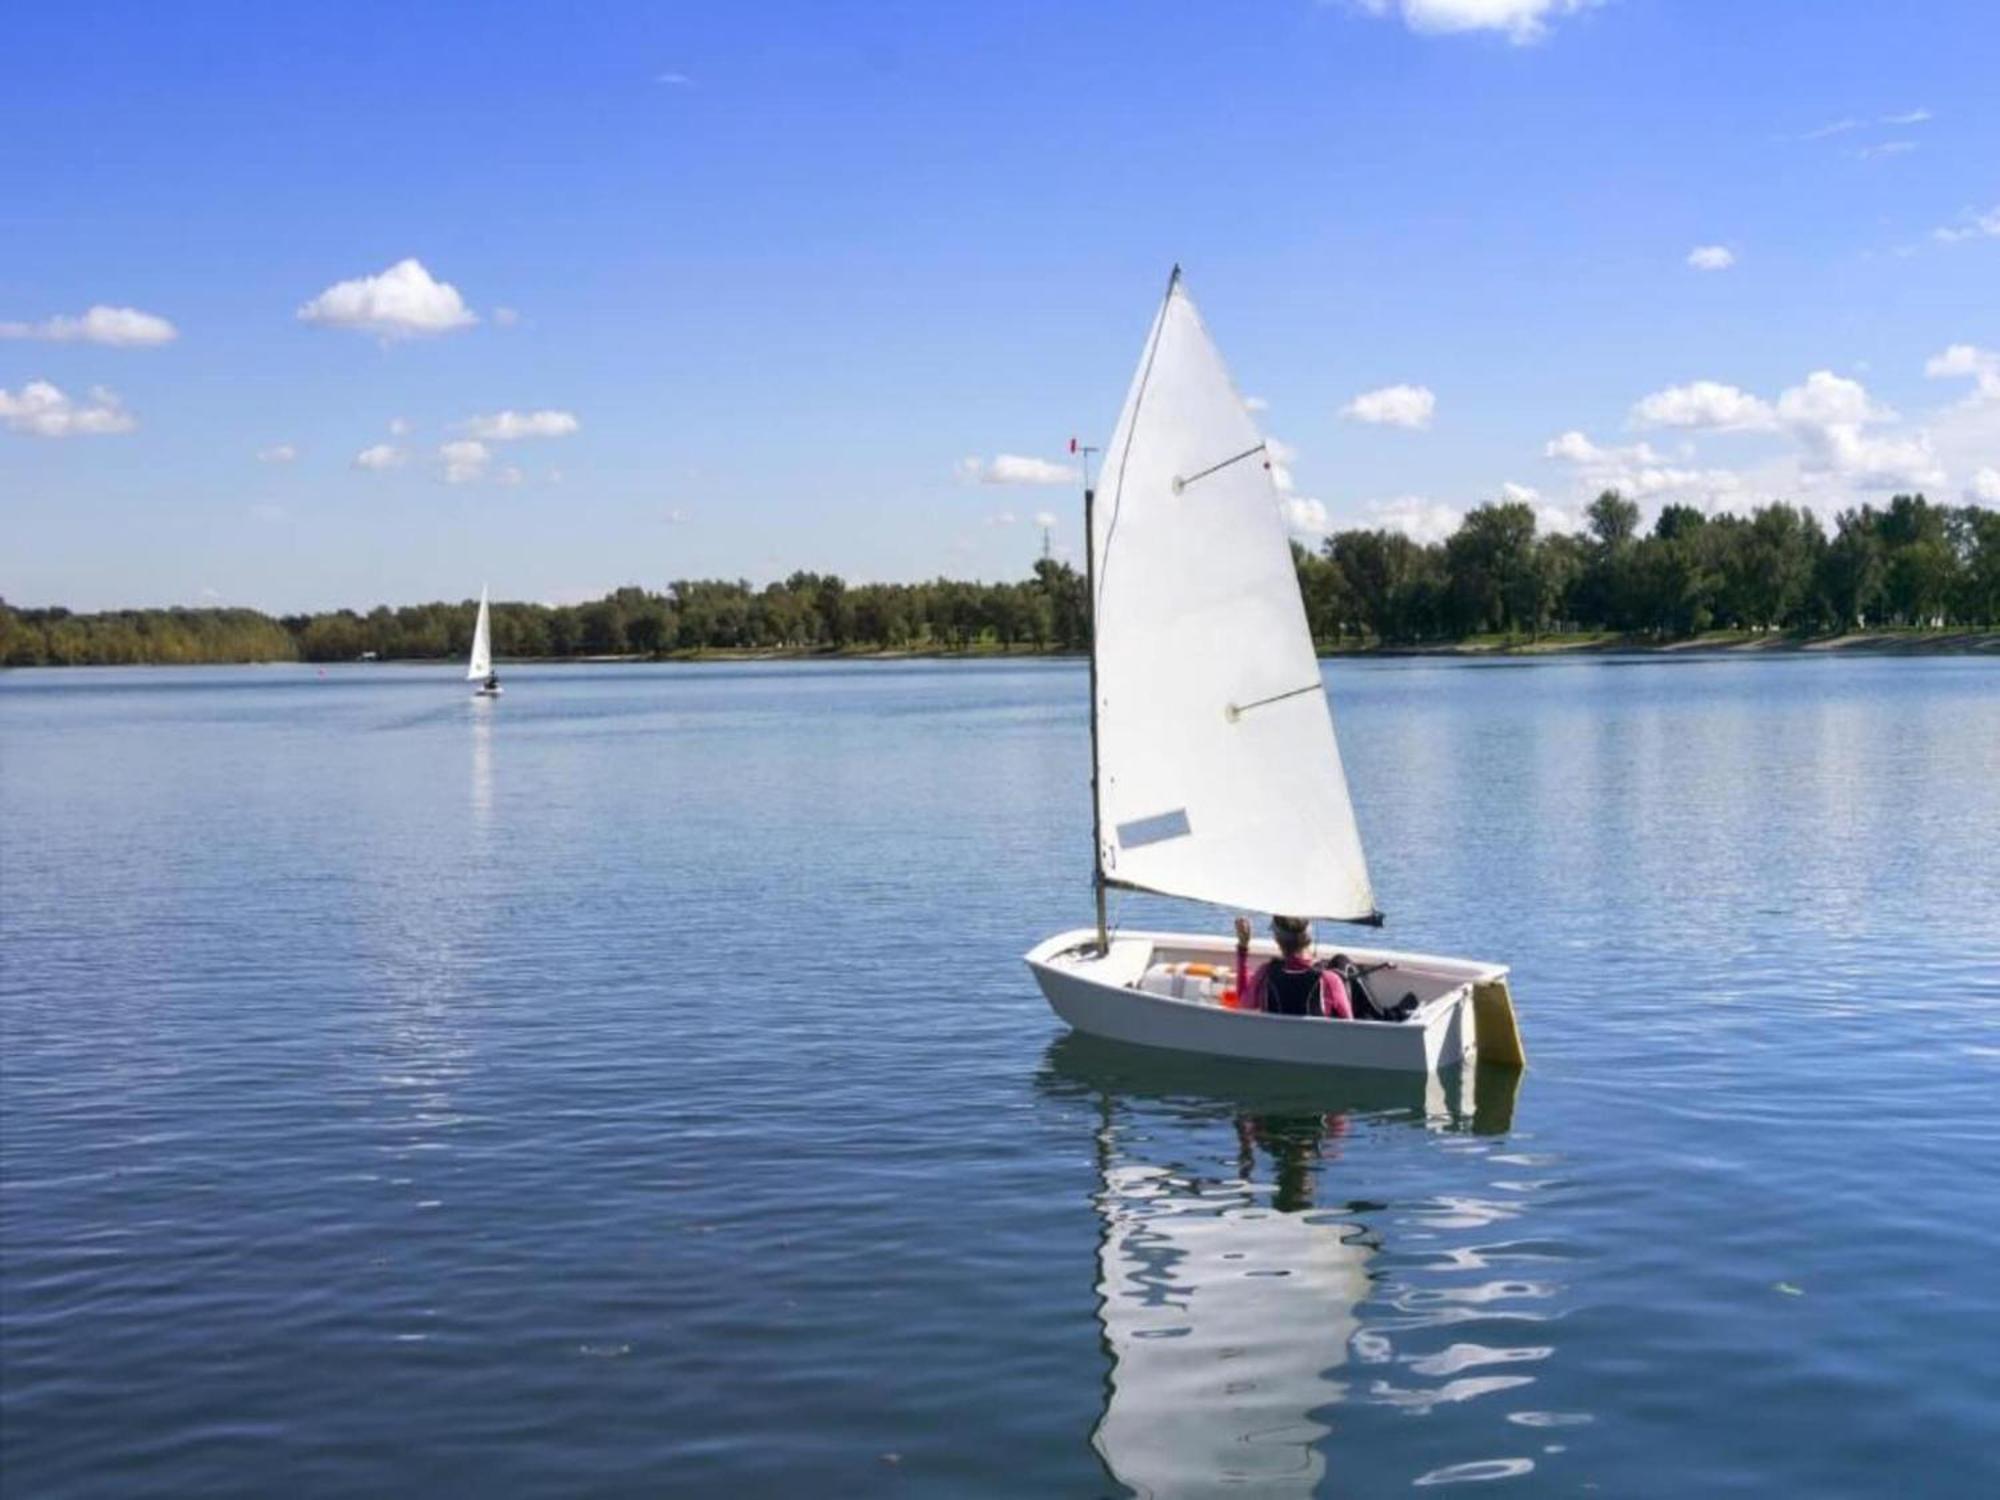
1039, 1038, 1537, 1496
470, 704, 494, 824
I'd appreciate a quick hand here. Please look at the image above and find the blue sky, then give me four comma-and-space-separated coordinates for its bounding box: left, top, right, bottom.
3, 0, 1996, 612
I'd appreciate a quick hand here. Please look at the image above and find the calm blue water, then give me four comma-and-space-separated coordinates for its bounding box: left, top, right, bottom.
3, 657, 1997, 1497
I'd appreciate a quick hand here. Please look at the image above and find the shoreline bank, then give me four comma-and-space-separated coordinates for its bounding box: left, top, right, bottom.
8, 628, 1995, 671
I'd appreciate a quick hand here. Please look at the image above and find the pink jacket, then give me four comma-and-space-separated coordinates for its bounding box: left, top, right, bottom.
1235, 949, 1353, 1020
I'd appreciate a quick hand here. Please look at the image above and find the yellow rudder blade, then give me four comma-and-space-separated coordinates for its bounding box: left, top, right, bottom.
1472, 978, 1526, 1069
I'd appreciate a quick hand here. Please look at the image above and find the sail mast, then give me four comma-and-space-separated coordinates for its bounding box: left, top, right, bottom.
1085, 478, 1108, 952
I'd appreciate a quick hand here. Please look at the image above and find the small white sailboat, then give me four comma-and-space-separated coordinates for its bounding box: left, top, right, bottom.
1025, 269, 1522, 1074
467, 584, 502, 697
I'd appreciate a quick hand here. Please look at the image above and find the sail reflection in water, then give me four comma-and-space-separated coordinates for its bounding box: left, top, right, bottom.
470, 708, 494, 824
1092, 1130, 1367, 1494
1043, 1038, 1543, 1497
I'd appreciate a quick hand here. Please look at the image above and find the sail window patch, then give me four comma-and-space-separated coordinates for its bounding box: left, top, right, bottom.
1117, 808, 1192, 849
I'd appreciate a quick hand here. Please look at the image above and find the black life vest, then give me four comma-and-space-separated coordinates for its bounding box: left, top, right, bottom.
1333, 962, 1420, 1023
1263, 961, 1322, 1017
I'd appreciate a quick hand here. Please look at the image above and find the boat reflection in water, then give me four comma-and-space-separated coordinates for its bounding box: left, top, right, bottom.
1039, 1036, 1522, 1497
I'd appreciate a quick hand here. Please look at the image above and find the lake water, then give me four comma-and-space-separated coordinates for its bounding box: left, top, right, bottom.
3, 656, 1997, 1497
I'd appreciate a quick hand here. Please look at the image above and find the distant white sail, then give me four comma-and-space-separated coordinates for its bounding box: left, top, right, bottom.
466, 585, 493, 681
1091, 273, 1376, 921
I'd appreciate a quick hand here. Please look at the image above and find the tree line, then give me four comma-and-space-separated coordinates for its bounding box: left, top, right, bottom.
1294, 492, 1998, 643
0, 560, 1094, 666
4, 493, 1995, 668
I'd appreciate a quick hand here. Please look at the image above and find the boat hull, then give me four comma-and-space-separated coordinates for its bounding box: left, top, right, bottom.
1026, 928, 1508, 1074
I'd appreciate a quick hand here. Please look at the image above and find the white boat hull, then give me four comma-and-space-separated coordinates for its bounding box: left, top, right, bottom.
472, 685, 503, 698
1026, 928, 1508, 1074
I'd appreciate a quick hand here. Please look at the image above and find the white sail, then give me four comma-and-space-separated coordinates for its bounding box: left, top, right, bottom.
466, 585, 493, 681
1091, 272, 1376, 921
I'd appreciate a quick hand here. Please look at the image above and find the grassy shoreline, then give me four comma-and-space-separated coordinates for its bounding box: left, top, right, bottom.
7, 628, 1994, 671
483, 628, 2000, 663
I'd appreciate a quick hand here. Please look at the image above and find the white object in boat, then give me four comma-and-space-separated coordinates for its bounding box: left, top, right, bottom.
467, 584, 502, 697
1024, 268, 1517, 1074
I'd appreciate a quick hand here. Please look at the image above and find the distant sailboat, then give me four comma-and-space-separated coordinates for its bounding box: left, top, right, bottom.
1024, 269, 1523, 1074
468, 584, 502, 697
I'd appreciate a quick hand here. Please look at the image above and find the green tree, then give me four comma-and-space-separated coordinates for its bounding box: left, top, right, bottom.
1819, 508, 1885, 629
1587, 490, 1640, 549
1445, 502, 1539, 635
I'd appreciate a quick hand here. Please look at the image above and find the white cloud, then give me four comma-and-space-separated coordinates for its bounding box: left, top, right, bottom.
353, 443, 407, 470
1934, 205, 2000, 244
957, 453, 1079, 486
1034, 509, 1059, 529
1341, 383, 1436, 429
297, 258, 477, 339
1283, 497, 1332, 535
1925, 343, 2000, 401
1794, 425, 1941, 488
462, 408, 579, 441
387, 416, 412, 436
1350, 0, 1601, 45
1774, 370, 1891, 429
986, 510, 1019, 527
1881, 108, 1932, 126
657, 71, 693, 86
0, 305, 178, 346
1548, 355, 1985, 524
1686, 245, 1735, 272
495, 465, 524, 487
440, 439, 491, 484
1500, 480, 1541, 504
1533, 501, 1587, 534
0, 380, 135, 437
1773, 371, 1939, 489
1970, 467, 2000, 504
491, 307, 520, 327
1267, 435, 1300, 493
257, 443, 298, 464
665, 508, 689, 524
1545, 428, 1744, 506
1368, 496, 1464, 543
1545, 430, 1609, 464
1244, 395, 1270, 412
1631, 380, 1776, 431
1857, 140, 1917, 161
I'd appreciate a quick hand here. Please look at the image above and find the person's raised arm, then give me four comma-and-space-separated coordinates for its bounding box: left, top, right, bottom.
1234, 916, 1253, 1006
